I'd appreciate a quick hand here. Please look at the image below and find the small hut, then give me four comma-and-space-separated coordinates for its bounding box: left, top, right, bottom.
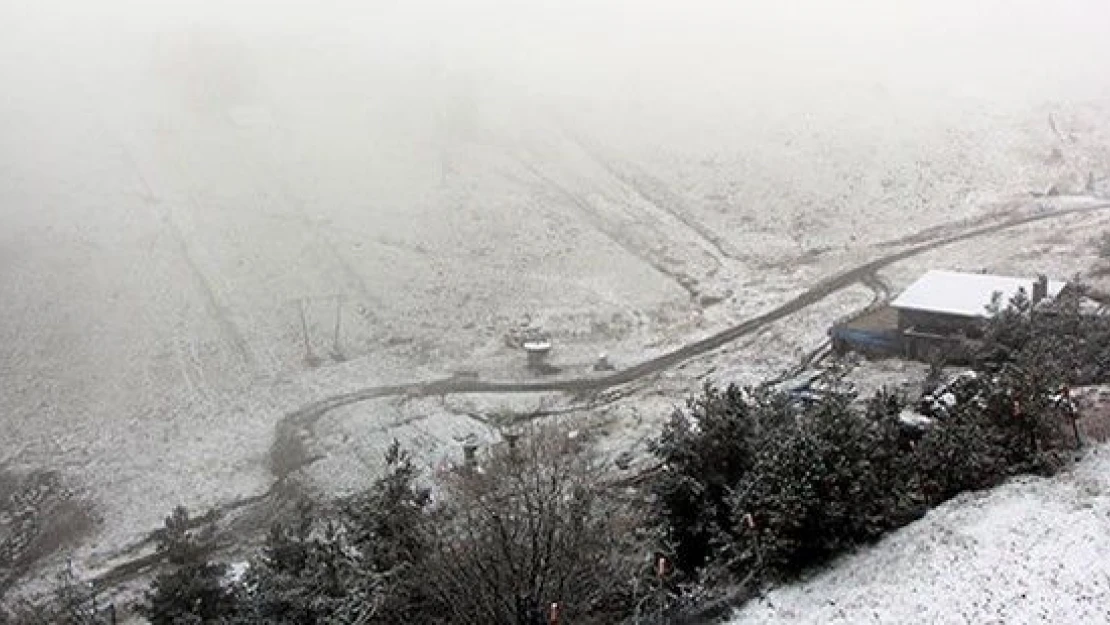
523, 337, 552, 369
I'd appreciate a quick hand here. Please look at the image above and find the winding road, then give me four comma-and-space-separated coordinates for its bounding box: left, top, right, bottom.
272, 201, 1110, 466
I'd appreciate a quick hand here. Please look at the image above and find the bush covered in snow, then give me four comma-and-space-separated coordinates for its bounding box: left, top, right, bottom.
648, 384, 790, 573
652, 368, 1074, 591
139, 506, 237, 624
977, 285, 1110, 386
232, 442, 432, 624
915, 364, 1071, 504
723, 391, 923, 579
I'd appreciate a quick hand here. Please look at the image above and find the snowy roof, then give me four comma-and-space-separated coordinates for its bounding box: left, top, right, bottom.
890, 270, 1067, 318
522, 339, 552, 352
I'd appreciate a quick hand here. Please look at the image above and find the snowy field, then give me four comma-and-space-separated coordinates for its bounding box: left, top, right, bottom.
731, 444, 1110, 624
3, 0, 1110, 590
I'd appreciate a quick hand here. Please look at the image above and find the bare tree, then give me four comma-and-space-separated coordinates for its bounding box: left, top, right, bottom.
419, 424, 655, 625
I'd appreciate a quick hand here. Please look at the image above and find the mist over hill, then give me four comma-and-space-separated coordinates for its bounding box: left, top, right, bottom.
3, 0, 1110, 612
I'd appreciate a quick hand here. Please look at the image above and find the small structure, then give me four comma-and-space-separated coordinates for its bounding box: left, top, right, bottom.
893, 270, 1065, 360
457, 433, 481, 468
832, 269, 1069, 361
892, 270, 1064, 328
523, 337, 552, 369
513, 325, 553, 371
501, 427, 522, 454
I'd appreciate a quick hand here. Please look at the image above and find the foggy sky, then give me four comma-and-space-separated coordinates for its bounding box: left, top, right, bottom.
4, 1, 1110, 304
5, 0, 1110, 136
3, 0, 1110, 277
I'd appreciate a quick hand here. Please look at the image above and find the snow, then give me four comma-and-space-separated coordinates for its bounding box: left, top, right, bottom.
897, 410, 932, 429
3, 0, 1110, 593
891, 270, 1068, 318
730, 446, 1110, 624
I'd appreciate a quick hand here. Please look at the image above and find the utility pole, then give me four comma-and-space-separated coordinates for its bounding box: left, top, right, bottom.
331, 294, 345, 361
299, 297, 319, 366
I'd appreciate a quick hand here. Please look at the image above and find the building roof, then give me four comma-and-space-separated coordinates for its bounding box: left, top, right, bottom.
890, 270, 1067, 318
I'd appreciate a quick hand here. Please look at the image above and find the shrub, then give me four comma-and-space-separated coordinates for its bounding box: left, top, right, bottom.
235, 505, 367, 624
652, 385, 927, 581
139, 507, 236, 625
142, 560, 233, 625
650, 385, 790, 573
237, 428, 654, 625
236, 442, 432, 624
978, 285, 1110, 385
653, 365, 1074, 587
725, 392, 922, 579
916, 364, 1070, 503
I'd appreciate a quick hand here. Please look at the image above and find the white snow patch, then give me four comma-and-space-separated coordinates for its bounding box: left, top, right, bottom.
897, 410, 932, 429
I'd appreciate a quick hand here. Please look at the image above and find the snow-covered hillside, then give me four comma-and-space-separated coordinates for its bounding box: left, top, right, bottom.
731, 445, 1110, 624
4, 0, 1110, 593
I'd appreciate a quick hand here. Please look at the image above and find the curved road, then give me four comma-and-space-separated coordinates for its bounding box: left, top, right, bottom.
274, 201, 1110, 453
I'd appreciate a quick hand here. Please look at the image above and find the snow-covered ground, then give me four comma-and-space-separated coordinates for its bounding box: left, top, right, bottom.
730, 445, 1110, 625
3, 0, 1110, 590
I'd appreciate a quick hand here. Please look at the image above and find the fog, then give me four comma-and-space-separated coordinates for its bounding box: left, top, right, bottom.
4, 1, 1110, 194
4, 1, 1110, 244
2, 0, 1110, 591
7, 1, 1110, 136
